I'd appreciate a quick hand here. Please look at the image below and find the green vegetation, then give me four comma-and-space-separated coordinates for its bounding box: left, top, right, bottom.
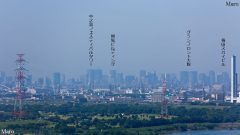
0, 102, 240, 134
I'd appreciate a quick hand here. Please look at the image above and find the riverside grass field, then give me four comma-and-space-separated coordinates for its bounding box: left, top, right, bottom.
1, 102, 240, 134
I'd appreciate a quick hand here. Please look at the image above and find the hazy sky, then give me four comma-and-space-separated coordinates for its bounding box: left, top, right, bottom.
0, 0, 240, 78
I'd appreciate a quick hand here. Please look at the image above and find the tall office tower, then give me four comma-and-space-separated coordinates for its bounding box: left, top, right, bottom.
0, 71, 5, 83
199, 73, 207, 85
26, 75, 32, 86
53, 72, 61, 87
87, 69, 103, 89
53, 72, 61, 96
37, 77, 44, 88
87, 69, 94, 90
94, 69, 103, 88
209, 71, 216, 85
45, 77, 52, 88
109, 70, 117, 90
140, 70, 146, 79
180, 71, 189, 88
145, 71, 158, 87
125, 75, 136, 88
116, 73, 124, 86
61, 74, 66, 86
189, 71, 198, 88
216, 72, 229, 85
231, 55, 238, 103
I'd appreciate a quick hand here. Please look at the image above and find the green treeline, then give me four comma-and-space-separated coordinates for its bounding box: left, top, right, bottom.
0, 103, 240, 134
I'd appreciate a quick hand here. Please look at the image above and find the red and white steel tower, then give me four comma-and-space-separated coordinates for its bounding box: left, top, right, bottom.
161, 75, 168, 117
13, 54, 27, 118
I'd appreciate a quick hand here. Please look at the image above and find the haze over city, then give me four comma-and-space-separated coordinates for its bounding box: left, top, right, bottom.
2, 1, 240, 134
0, 0, 240, 78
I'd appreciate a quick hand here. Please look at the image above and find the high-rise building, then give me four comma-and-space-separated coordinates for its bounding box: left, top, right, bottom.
109, 70, 117, 90
199, 73, 207, 85
231, 55, 238, 103
180, 71, 189, 88
140, 70, 146, 79
37, 77, 44, 88
62, 74, 66, 86
146, 71, 158, 87
139, 70, 147, 90
222, 72, 230, 85
45, 77, 52, 88
216, 72, 229, 85
116, 73, 124, 86
0, 72, 5, 83
125, 75, 136, 88
87, 69, 103, 89
189, 71, 198, 87
26, 75, 32, 86
87, 69, 94, 89
110, 70, 117, 83
209, 71, 216, 85
53, 72, 61, 88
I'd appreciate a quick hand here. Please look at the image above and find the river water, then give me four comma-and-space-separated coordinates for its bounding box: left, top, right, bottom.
170, 130, 240, 135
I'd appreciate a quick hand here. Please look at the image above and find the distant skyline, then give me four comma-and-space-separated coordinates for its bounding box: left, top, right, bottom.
0, 0, 240, 78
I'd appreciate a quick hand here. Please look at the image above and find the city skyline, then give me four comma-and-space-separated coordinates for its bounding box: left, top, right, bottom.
0, 68, 230, 88
1, 1, 240, 134
0, 68, 231, 80
0, 0, 240, 77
